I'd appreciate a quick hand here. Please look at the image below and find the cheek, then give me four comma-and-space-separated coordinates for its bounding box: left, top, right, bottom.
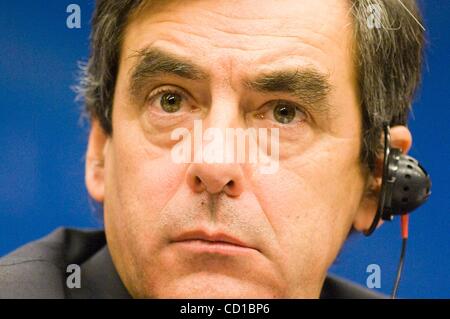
250, 138, 365, 279
103, 132, 193, 295
103, 129, 188, 252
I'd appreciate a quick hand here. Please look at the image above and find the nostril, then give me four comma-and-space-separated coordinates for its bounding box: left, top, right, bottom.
195, 176, 202, 185
225, 179, 242, 197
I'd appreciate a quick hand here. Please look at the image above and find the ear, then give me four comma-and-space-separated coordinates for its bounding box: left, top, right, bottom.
85, 120, 109, 203
353, 125, 412, 232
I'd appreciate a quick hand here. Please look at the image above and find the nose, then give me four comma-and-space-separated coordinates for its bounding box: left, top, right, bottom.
186, 162, 244, 197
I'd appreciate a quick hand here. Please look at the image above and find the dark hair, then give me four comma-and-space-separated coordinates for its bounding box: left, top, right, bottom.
76, 0, 425, 172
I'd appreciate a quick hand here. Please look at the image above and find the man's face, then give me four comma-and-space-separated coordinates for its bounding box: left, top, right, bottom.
94, 0, 371, 298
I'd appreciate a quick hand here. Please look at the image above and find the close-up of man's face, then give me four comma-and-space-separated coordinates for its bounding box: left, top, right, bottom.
4, 0, 450, 302
84, 0, 412, 298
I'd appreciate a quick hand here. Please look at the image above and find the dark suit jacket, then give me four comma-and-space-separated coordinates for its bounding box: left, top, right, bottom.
0, 228, 384, 298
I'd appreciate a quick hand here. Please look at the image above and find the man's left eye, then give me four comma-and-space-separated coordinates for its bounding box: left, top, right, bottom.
257, 101, 307, 125
273, 103, 297, 124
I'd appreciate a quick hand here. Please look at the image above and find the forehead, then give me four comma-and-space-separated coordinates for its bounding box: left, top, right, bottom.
121, 0, 355, 79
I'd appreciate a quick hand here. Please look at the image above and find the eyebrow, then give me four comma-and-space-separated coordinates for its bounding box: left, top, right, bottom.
128, 46, 333, 116
244, 68, 332, 115
129, 47, 209, 99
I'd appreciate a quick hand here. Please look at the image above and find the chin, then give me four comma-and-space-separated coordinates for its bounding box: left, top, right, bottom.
148, 273, 282, 299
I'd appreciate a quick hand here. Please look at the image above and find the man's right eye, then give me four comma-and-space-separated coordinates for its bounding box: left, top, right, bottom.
159, 92, 182, 113
146, 87, 188, 114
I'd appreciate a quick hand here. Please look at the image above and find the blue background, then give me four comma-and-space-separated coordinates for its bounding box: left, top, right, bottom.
0, 1, 448, 298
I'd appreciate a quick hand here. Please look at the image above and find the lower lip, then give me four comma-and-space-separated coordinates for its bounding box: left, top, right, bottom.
172, 239, 256, 256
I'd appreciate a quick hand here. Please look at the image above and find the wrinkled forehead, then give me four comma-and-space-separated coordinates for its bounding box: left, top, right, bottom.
125, 0, 354, 38
120, 0, 356, 89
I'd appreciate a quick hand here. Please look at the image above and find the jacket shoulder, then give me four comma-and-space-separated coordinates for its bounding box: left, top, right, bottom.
0, 227, 105, 298
321, 273, 386, 299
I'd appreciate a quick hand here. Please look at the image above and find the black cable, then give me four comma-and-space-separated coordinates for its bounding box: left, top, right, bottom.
391, 238, 407, 299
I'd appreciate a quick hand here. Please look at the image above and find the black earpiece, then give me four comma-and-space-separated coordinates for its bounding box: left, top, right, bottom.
364, 123, 431, 236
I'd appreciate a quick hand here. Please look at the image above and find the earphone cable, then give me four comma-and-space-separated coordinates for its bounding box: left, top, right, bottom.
391, 214, 409, 299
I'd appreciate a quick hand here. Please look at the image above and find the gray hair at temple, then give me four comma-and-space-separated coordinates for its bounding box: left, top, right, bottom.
75, 0, 425, 172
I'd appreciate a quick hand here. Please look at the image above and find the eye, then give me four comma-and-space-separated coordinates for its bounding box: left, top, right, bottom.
160, 92, 182, 113
256, 100, 307, 125
273, 103, 297, 124
146, 87, 188, 114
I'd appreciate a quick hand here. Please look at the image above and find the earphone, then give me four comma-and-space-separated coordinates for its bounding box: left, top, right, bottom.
364, 123, 431, 236
363, 122, 431, 298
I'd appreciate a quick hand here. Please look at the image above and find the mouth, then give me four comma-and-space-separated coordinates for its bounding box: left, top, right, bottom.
170, 230, 258, 256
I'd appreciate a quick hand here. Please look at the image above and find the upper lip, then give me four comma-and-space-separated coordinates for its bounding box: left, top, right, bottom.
171, 230, 255, 250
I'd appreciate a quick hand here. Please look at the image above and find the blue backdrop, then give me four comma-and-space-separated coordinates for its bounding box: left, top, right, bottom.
0, 1, 449, 298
